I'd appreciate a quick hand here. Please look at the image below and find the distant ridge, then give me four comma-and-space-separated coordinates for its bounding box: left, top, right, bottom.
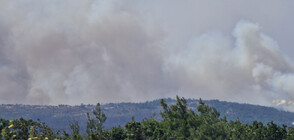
0, 99, 294, 132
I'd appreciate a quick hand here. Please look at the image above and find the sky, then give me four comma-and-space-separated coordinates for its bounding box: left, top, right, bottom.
1, 0, 294, 111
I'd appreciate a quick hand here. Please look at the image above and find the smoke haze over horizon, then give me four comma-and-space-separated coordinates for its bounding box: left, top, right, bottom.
1, 0, 294, 111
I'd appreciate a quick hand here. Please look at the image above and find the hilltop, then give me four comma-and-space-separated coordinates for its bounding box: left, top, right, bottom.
0, 98, 293, 132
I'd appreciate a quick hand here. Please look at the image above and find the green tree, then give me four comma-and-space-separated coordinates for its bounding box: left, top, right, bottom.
140, 117, 159, 139
109, 126, 126, 140
70, 121, 83, 140
86, 103, 107, 140
125, 116, 143, 140
265, 121, 287, 140
160, 96, 196, 139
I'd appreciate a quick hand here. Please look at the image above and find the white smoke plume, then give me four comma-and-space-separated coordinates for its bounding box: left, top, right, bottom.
168, 21, 294, 110
1, 0, 294, 111
0, 0, 168, 104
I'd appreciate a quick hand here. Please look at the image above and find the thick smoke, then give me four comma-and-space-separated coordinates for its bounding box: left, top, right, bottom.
168, 21, 294, 110
0, 0, 168, 104
1, 1, 294, 111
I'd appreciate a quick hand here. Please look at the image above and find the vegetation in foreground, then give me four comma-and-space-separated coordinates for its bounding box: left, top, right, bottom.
1, 96, 294, 140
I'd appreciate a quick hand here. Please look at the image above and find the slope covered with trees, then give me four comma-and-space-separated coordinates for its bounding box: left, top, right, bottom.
0, 96, 294, 139
0, 98, 294, 133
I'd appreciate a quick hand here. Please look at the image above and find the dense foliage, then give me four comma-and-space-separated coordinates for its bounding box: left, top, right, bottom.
1, 96, 294, 139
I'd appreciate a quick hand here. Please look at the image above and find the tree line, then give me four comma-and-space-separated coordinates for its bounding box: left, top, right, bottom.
1, 96, 294, 140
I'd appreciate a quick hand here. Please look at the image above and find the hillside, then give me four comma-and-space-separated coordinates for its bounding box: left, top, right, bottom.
0, 99, 293, 132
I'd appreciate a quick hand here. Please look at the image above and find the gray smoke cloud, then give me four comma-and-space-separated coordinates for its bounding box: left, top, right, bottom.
0, 0, 167, 104
1, 0, 294, 111
167, 21, 294, 111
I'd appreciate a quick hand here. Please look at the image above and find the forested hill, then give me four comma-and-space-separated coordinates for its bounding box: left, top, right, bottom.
0, 99, 293, 132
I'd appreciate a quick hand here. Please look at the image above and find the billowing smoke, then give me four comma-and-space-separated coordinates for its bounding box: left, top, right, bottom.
0, 0, 168, 105
167, 21, 294, 111
1, 0, 294, 111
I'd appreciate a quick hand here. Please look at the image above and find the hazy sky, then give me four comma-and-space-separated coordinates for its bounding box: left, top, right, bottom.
1, 0, 294, 111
